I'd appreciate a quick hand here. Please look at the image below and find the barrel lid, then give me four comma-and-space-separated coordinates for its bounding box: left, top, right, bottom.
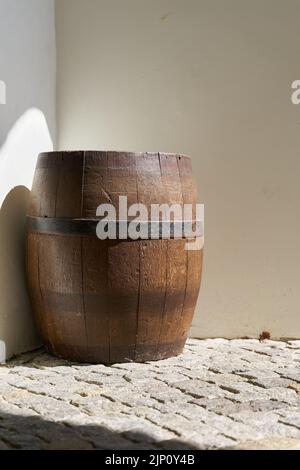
38, 150, 191, 160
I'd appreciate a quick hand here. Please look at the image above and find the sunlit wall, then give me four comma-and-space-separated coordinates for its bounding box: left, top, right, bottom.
0, 0, 56, 359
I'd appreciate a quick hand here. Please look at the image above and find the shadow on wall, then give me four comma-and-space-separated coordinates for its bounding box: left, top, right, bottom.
0, 109, 53, 360
0, 187, 39, 360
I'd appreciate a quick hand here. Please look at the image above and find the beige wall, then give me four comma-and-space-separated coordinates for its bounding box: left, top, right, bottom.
56, 0, 300, 339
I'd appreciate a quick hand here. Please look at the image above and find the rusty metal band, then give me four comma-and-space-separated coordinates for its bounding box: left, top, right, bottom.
26, 217, 203, 239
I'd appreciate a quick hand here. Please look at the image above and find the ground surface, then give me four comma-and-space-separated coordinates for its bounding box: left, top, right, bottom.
0, 339, 299, 450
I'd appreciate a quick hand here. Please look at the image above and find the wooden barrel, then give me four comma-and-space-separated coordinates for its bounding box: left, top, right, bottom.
26, 151, 203, 364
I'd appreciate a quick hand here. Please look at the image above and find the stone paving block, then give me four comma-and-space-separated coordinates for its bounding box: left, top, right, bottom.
276, 409, 300, 429
170, 379, 236, 400
248, 377, 296, 389
183, 430, 236, 449
279, 370, 300, 383
201, 413, 265, 442
230, 437, 300, 450
121, 422, 177, 444
151, 401, 212, 422
76, 428, 150, 450
207, 362, 251, 374
227, 410, 300, 438
69, 395, 130, 417
0, 439, 10, 450
262, 386, 300, 405
152, 372, 195, 385
188, 397, 288, 415
156, 439, 199, 450
172, 366, 216, 381
0, 428, 43, 450
235, 369, 281, 380
149, 388, 186, 403
42, 437, 94, 450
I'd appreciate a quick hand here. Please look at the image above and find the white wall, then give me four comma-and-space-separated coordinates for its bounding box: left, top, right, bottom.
56, 0, 300, 340
0, 0, 56, 359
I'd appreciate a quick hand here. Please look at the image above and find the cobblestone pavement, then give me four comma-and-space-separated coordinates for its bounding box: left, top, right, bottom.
0, 339, 299, 450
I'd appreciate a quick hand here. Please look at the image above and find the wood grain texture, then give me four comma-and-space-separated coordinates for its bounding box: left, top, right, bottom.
135, 239, 168, 361
81, 238, 110, 363
26, 151, 202, 364
156, 239, 188, 358
38, 234, 87, 360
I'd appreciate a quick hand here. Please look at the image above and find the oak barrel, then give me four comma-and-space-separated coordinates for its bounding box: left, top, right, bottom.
26, 151, 203, 363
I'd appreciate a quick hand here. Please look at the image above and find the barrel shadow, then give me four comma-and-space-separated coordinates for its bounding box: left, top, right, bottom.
0, 186, 40, 359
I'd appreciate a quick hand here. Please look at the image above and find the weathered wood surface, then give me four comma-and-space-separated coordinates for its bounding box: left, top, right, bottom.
26, 151, 203, 363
